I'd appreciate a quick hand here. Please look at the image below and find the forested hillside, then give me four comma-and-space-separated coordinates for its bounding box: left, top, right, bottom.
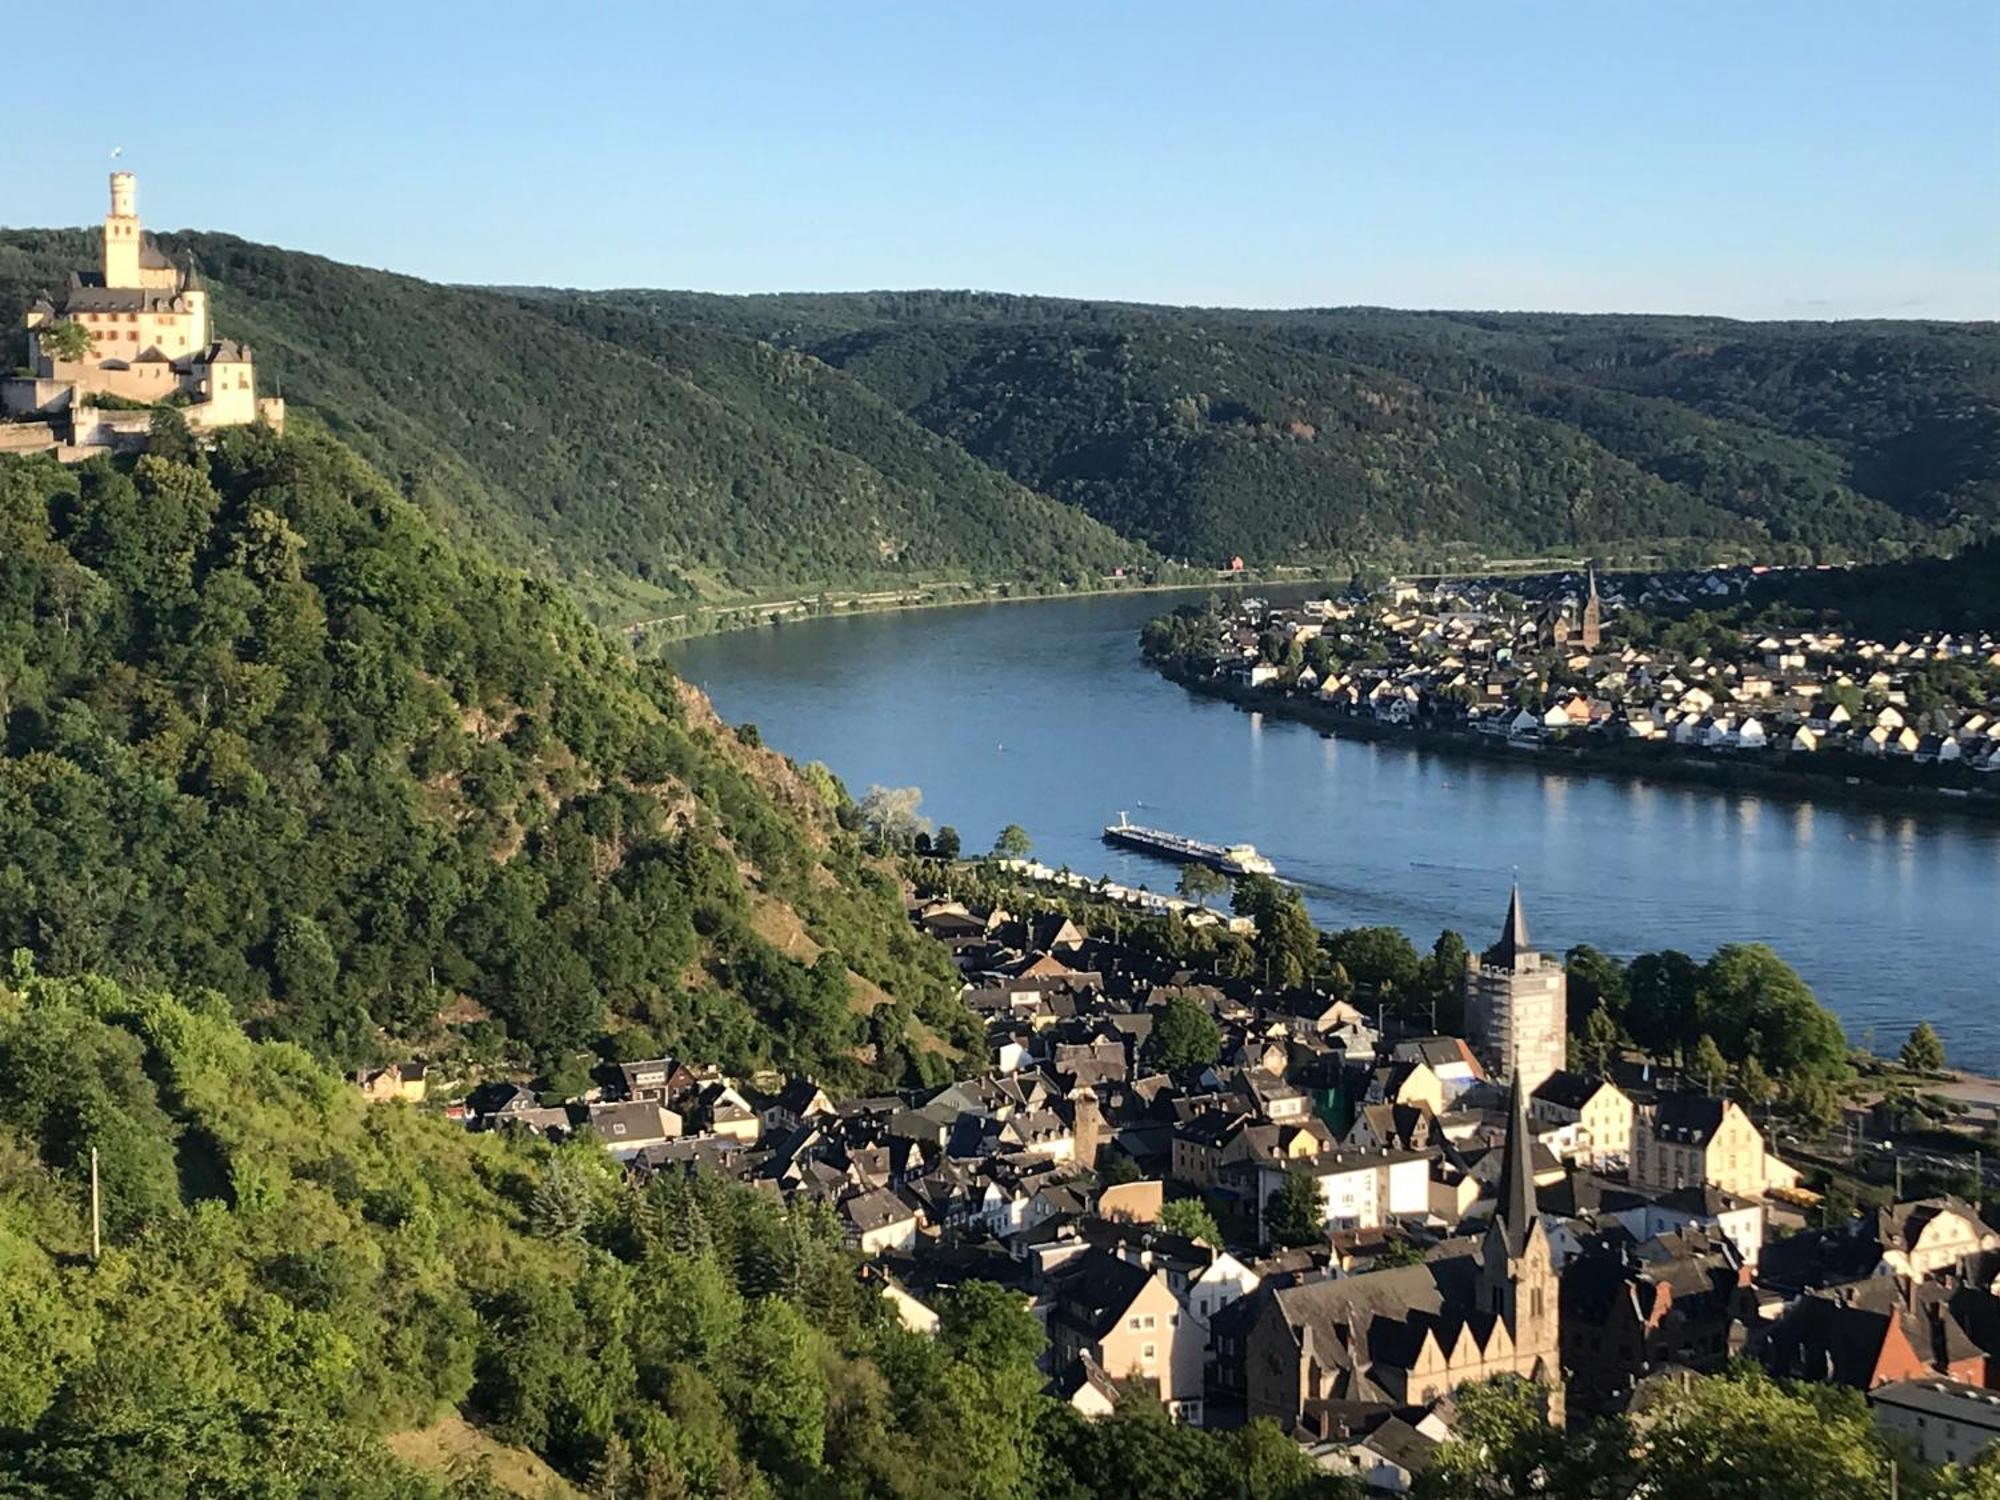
0, 423, 973, 1086
0, 965, 1346, 1498
0, 232, 1148, 620
565, 290, 2000, 568
6, 226, 1993, 614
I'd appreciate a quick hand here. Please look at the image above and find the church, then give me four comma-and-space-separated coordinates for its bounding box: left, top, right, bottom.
3, 171, 282, 458
1240, 1064, 1564, 1426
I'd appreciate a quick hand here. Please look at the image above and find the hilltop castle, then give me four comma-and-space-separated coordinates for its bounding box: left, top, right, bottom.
2, 171, 282, 460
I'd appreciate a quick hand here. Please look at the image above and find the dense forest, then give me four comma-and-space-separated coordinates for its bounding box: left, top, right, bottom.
8, 228, 1994, 619
1744, 538, 2000, 636
560, 289, 2000, 569
0, 232, 1148, 620
0, 422, 974, 1087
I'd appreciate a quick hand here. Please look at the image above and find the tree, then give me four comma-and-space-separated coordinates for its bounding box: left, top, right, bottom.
38, 319, 93, 362
940, 1281, 1046, 1374
1098, 1149, 1143, 1186
1689, 1033, 1730, 1093
1641, 1367, 1889, 1499
1417, 1377, 1577, 1498
858, 784, 930, 851
1625, 949, 1704, 1063
1157, 1198, 1223, 1247
1176, 863, 1229, 908
1418, 929, 1469, 1031
1565, 943, 1629, 1032
1231, 876, 1320, 990
735, 1296, 828, 1481
1153, 995, 1222, 1072
1737, 1053, 1775, 1109
1901, 1021, 1946, 1075
1268, 1169, 1325, 1248
933, 825, 962, 861
992, 823, 1033, 861
1325, 925, 1421, 1003
1580, 1005, 1623, 1077
1785, 1074, 1842, 1137
1699, 943, 1847, 1080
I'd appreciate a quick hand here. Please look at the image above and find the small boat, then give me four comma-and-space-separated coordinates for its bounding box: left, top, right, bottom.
1102, 812, 1276, 877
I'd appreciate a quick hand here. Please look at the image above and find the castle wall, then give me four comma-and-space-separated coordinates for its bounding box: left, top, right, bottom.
188, 362, 258, 427
1, 377, 73, 418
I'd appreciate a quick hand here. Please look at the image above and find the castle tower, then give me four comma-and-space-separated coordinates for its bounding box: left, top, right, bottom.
104, 171, 142, 288
1464, 885, 1566, 1095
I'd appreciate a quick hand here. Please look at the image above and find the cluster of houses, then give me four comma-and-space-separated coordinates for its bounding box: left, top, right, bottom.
1184, 569, 2000, 775
370, 886, 2000, 1488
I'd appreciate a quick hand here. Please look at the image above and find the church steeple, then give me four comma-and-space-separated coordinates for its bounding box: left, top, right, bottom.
1493, 1058, 1538, 1258
1579, 564, 1603, 649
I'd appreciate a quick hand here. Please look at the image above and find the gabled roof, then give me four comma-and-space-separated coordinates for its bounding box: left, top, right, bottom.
1050, 1249, 1158, 1342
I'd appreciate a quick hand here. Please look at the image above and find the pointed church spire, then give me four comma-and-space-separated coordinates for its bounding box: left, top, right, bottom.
1484, 883, 1532, 968
1494, 1052, 1537, 1257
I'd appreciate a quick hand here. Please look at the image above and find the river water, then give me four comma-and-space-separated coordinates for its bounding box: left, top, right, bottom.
672, 589, 2000, 1069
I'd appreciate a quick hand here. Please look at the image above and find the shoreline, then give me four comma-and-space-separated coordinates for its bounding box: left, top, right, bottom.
1154, 662, 2000, 824
619, 550, 1637, 645
623, 571, 1319, 646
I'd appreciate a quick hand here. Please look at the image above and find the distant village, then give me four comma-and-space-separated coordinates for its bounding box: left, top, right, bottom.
362, 873, 2000, 1490
1146, 568, 2000, 780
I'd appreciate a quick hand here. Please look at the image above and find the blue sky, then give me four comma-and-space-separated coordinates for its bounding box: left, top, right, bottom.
10, 1, 1996, 318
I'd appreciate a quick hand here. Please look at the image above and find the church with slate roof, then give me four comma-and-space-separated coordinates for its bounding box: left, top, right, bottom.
1241, 1063, 1564, 1428
3, 172, 282, 459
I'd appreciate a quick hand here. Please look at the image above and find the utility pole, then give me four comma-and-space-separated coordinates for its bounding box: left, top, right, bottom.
89, 1146, 101, 1262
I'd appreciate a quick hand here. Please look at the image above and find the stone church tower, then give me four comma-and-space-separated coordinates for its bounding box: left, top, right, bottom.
1465, 885, 1567, 1096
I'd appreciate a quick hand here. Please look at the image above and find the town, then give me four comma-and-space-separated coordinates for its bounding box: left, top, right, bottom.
366, 858, 2000, 1492
1141, 570, 2000, 791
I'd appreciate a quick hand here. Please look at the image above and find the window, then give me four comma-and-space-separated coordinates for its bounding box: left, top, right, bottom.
1140, 1315, 1156, 1330
1140, 1343, 1156, 1365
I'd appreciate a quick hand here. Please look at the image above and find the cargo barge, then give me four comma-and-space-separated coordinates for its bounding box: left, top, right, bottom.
1101, 812, 1276, 877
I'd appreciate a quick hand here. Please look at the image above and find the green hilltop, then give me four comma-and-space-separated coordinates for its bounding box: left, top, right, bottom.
547, 288, 2000, 570
0, 231, 1151, 622
8, 230, 1997, 621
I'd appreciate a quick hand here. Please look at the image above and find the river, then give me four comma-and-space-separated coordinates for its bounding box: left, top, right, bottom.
672, 588, 2000, 1070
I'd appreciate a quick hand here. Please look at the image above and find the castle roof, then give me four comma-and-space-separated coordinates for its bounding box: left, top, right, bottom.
203, 339, 251, 363
138, 234, 175, 270
60, 280, 191, 314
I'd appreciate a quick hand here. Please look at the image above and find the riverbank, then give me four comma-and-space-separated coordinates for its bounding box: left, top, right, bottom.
1155, 662, 2000, 823
622, 569, 1298, 648
622, 547, 1652, 647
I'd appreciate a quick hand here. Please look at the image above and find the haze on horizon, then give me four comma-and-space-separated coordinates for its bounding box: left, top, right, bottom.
9, 0, 1997, 322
